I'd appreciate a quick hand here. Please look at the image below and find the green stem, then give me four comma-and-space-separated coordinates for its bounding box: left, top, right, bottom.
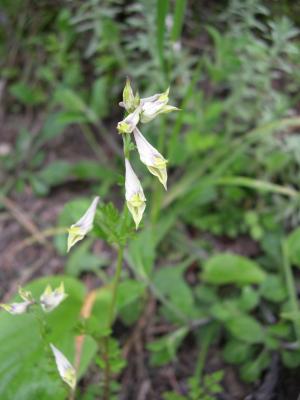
282, 240, 300, 343
108, 246, 124, 326
102, 245, 124, 400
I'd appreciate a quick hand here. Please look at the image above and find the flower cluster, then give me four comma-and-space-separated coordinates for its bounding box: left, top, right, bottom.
0, 282, 67, 315
117, 79, 178, 228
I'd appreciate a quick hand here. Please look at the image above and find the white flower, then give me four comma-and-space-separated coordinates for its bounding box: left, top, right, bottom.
0, 301, 32, 315
0, 287, 34, 315
117, 107, 140, 134
125, 158, 146, 229
50, 343, 76, 390
40, 282, 67, 312
140, 88, 178, 123
67, 196, 100, 252
133, 128, 168, 189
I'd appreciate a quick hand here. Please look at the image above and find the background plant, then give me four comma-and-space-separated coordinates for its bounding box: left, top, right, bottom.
2, 0, 300, 398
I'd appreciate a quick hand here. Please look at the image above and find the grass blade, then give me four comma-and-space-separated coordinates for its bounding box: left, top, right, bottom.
171, 0, 187, 42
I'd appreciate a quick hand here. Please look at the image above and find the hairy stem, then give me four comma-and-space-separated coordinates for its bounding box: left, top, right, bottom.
103, 245, 124, 400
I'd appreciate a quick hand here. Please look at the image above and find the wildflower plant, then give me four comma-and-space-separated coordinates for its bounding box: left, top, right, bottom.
0, 79, 177, 398
118, 78, 178, 227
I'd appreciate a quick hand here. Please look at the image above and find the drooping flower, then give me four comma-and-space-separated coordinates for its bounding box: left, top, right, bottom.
40, 282, 67, 312
0, 287, 34, 315
117, 107, 140, 134
133, 128, 168, 189
50, 343, 76, 390
0, 301, 32, 315
125, 158, 146, 229
67, 196, 100, 252
140, 88, 178, 123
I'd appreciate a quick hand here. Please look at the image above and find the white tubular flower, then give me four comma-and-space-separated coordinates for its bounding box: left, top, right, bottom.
0, 301, 32, 315
140, 88, 178, 123
67, 196, 100, 252
133, 128, 168, 189
40, 282, 67, 312
125, 158, 146, 229
50, 343, 76, 390
117, 107, 140, 134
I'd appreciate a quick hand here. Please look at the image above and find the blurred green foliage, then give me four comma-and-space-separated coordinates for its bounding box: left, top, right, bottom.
2, 0, 300, 398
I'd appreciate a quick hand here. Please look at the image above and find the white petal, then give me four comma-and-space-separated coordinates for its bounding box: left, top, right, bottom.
67, 197, 100, 252
133, 128, 161, 166
0, 301, 32, 315
40, 283, 67, 312
125, 159, 145, 201
50, 344, 76, 389
74, 197, 100, 234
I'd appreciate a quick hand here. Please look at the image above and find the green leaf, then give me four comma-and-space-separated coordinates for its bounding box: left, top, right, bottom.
147, 327, 188, 366
65, 239, 107, 276
223, 340, 253, 364
0, 275, 96, 399
37, 161, 72, 190
260, 274, 287, 302
127, 228, 156, 278
238, 286, 260, 311
286, 227, 300, 267
116, 279, 146, 325
153, 262, 199, 322
240, 352, 271, 382
90, 77, 108, 118
282, 349, 300, 368
10, 82, 46, 106
202, 253, 266, 285
225, 315, 264, 344
171, 0, 187, 42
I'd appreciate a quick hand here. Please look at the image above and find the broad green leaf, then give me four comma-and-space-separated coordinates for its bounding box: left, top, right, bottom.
0, 276, 96, 399
238, 286, 260, 311
223, 340, 253, 364
116, 279, 146, 325
226, 315, 264, 344
260, 274, 287, 302
202, 253, 266, 285
127, 228, 156, 278
153, 262, 199, 322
